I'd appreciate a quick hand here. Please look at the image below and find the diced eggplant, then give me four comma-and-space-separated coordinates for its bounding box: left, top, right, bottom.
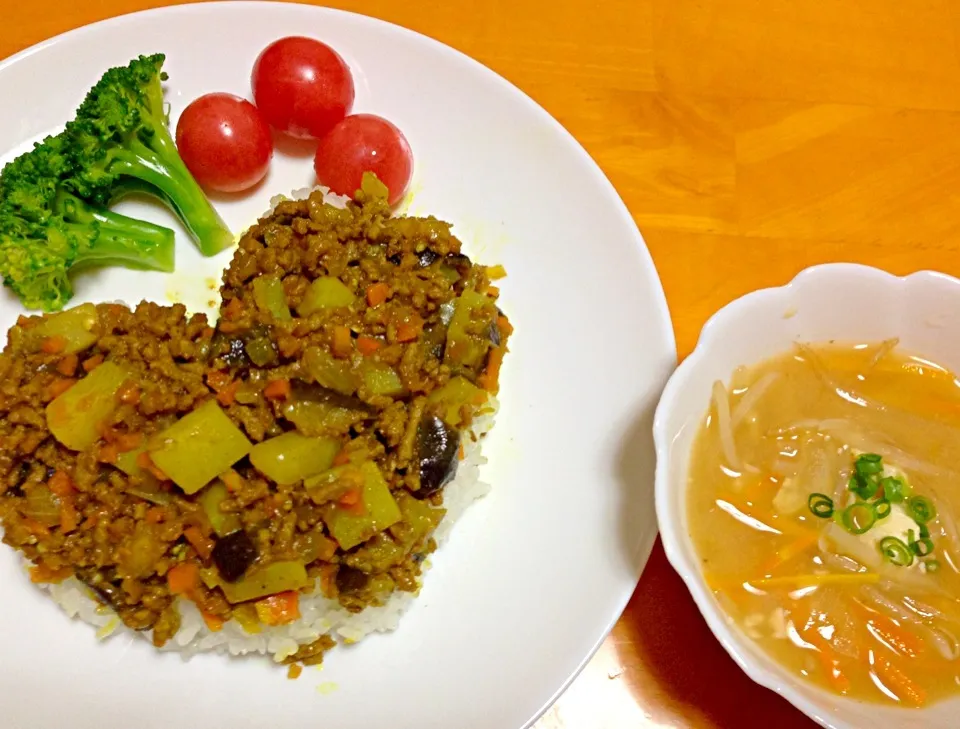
416, 249, 440, 267
283, 380, 373, 436
488, 319, 501, 347
416, 414, 459, 498
335, 565, 369, 595
212, 530, 258, 583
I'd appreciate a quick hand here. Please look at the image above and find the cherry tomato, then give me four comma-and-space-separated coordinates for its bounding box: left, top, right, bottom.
313, 114, 413, 206
175, 93, 273, 193
252, 37, 355, 139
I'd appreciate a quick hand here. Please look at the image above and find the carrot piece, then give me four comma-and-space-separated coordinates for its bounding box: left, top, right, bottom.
167, 562, 200, 596
145, 506, 166, 524
255, 591, 301, 626
333, 449, 351, 467
115, 432, 144, 453
801, 627, 851, 694
184, 526, 214, 560
41, 336, 67, 354
223, 297, 244, 321
201, 611, 224, 632
486, 285, 500, 298
206, 370, 232, 392
221, 469, 242, 492
97, 443, 119, 465
22, 518, 51, 537
365, 282, 391, 307
873, 654, 927, 706
217, 380, 240, 406
82, 354, 105, 372
332, 326, 353, 358
57, 354, 79, 377
486, 264, 507, 280
478, 347, 506, 394
761, 532, 820, 573
137, 451, 169, 482
29, 563, 73, 584
458, 443, 466, 461
117, 380, 141, 405
396, 314, 424, 343
356, 336, 382, 355
287, 664, 303, 680
497, 315, 514, 337
338, 486, 362, 508
854, 603, 925, 659
47, 470, 75, 498
59, 498, 80, 534
47, 378, 76, 399
264, 378, 291, 400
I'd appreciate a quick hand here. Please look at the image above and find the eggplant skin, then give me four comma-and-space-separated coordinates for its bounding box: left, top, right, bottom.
416, 414, 459, 498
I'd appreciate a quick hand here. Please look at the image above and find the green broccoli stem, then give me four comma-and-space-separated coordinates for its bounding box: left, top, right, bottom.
56, 191, 175, 272
110, 133, 234, 257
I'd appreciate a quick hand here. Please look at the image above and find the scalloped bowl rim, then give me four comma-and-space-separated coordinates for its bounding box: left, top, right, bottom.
654, 263, 960, 729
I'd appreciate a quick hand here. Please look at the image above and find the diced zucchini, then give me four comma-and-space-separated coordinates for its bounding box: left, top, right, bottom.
322, 461, 402, 550
298, 277, 356, 316
443, 290, 498, 372
249, 432, 339, 485
46, 361, 129, 451
148, 400, 253, 494
283, 399, 368, 436
304, 346, 359, 395
30, 303, 101, 354
360, 361, 405, 397
218, 560, 310, 604
244, 335, 277, 367
427, 376, 487, 427
198, 480, 242, 537
252, 276, 292, 320
115, 442, 147, 476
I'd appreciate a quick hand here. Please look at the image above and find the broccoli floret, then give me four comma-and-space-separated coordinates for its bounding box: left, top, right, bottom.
0, 134, 176, 311
64, 54, 234, 256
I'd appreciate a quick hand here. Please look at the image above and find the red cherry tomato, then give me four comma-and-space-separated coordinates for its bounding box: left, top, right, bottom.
252, 37, 355, 139
175, 93, 273, 193
313, 114, 413, 206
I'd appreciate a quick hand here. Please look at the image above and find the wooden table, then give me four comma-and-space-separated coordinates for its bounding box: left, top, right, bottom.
5, 1, 960, 726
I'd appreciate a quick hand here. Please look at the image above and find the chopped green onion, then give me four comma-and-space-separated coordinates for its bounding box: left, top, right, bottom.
910, 537, 935, 557
925, 560, 941, 573
808, 493, 834, 518
919, 523, 930, 540
841, 502, 877, 535
873, 498, 891, 519
879, 536, 914, 567
880, 476, 906, 504
907, 495, 937, 523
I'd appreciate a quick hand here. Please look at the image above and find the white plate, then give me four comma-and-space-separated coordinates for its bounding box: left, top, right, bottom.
0, 4, 675, 728
655, 264, 960, 729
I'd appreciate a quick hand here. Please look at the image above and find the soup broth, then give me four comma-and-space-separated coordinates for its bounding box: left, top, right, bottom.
688, 341, 960, 707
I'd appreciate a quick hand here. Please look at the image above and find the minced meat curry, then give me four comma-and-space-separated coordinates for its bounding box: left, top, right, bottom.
0, 176, 511, 660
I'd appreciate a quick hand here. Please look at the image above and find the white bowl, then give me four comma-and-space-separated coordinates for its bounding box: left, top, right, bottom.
654, 263, 960, 729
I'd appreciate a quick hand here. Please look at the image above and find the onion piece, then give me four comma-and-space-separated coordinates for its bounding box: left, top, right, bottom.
731, 373, 780, 428
712, 380, 741, 472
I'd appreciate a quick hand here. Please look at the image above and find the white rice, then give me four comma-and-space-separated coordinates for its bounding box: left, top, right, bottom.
30, 186, 498, 663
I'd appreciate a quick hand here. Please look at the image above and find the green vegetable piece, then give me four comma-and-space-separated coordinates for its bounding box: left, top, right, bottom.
873, 498, 892, 519
880, 476, 907, 504
198, 480, 241, 537
880, 536, 914, 567
298, 277, 356, 316
249, 432, 339, 485
427, 376, 487, 427
0, 134, 176, 312
29, 303, 100, 354
283, 400, 367, 436
361, 361, 405, 397
907, 495, 937, 523
46, 361, 129, 451
148, 400, 252, 494
252, 276, 291, 320
443, 289, 498, 372
840, 502, 877, 535
807, 493, 834, 518
244, 335, 277, 367
64, 55, 233, 257
304, 346, 359, 396
218, 560, 310, 604
321, 462, 402, 550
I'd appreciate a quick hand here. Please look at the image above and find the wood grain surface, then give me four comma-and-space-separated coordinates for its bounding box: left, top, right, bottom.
5, 1, 958, 726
